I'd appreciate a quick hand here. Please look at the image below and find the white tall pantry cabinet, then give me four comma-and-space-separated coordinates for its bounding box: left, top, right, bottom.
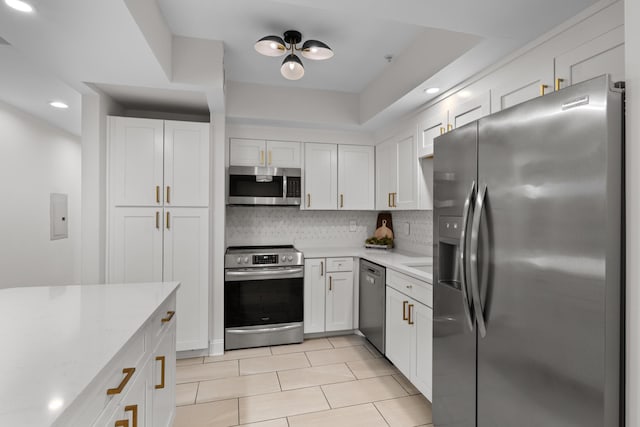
108, 116, 210, 352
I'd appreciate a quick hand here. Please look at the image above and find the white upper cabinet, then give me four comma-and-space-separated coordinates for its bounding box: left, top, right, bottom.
110, 117, 164, 206
164, 121, 210, 207
491, 60, 555, 113
395, 135, 418, 210
230, 138, 301, 168
229, 138, 266, 166
304, 143, 338, 210
338, 145, 375, 210
267, 140, 301, 168
376, 140, 397, 210
418, 109, 447, 158
450, 91, 491, 129
555, 25, 625, 89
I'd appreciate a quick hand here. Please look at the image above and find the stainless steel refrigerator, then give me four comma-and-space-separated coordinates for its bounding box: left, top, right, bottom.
433, 75, 623, 427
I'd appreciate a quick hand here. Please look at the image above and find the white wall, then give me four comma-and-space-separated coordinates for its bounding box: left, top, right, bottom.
625, 0, 639, 424
0, 100, 81, 288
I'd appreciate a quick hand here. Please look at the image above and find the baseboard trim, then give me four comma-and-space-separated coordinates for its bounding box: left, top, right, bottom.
210, 339, 224, 356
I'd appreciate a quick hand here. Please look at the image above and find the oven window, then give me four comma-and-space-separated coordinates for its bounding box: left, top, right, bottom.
229, 175, 284, 198
225, 278, 303, 327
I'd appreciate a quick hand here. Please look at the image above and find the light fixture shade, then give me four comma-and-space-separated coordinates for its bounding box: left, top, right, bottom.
301, 40, 334, 60
254, 35, 286, 57
281, 54, 305, 80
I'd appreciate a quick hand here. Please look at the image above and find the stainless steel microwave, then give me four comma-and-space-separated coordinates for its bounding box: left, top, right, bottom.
227, 166, 302, 206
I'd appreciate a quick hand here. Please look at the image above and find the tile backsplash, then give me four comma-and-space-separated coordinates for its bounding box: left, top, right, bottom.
226, 207, 432, 255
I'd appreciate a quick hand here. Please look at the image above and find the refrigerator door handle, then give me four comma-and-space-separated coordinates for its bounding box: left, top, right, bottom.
470, 183, 488, 338
459, 180, 476, 331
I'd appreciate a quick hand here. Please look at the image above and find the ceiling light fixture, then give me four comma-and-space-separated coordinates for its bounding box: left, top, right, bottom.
255, 30, 333, 81
5, 0, 33, 13
425, 87, 440, 95
49, 101, 69, 109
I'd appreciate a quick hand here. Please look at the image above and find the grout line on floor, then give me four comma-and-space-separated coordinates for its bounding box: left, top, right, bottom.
372, 400, 392, 427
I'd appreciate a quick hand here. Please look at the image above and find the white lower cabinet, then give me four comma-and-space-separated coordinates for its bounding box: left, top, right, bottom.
99, 360, 152, 427
152, 324, 177, 427
304, 258, 354, 334
385, 270, 433, 401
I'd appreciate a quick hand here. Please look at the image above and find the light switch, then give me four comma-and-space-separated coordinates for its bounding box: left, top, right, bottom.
402, 222, 410, 236
50, 193, 68, 240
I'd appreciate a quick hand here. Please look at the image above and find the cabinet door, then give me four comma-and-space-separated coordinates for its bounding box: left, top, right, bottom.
395, 135, 418, 210
164, 121, 210, 207
304, 259, 326, 333
325, 271, 354, 332
450, 91, 491, 129
304, 143, 337, 210
109, 207, 163, 283
418, 109, 447, 158
411, 301, 433, 401
99, 360, 152, 427
338, 145, 375, 210
555, 26, 624, 89
153, 321, 177, 427
163, 208, 209, 351
375, 140, 397, 210
491, 62, 554, 112
266, 140, 301, 168
110, 117, 164, 206
385, 286, 412, 375
229, 138, 266, 167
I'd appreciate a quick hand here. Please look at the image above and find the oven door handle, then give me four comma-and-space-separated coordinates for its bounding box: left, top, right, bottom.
226, 324, 302, 334
225, 267, 304, 281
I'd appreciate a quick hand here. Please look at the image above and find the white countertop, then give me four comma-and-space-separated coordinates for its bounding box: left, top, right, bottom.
0, 282, 180, 427
298, 246, 433, 283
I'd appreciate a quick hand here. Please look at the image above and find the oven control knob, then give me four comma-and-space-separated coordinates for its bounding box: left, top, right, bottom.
243, 257, 249, 264
236, 257, 242, 264
281, 256, 287, 262
287, 256, 293, 262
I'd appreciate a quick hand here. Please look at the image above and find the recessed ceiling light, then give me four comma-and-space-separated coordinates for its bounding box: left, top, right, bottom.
49, 101, 69, 109
5, 0, 34, 13
425, 87, 440, 95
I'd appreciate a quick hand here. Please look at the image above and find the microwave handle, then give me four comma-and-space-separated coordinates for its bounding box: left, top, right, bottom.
283, 175, 288, 198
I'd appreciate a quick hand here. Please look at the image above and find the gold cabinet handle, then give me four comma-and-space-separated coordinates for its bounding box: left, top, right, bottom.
320, 261, 324, 277
166, 186, 171, 204
107, 368, 135, 395
307, 194, 311, 208
115, 404, 138, 427
447, 124, 453, 132
268, 151, 272, 165
329, 276, 333, 291
155, 186, 160, 204
408, 304, 415, 325
555, 78, 564, 91
340, 194, 344, 208
155, 356, 166, 389
161, 310, 175, 323
540, 84, 549, 96
388, 193, 392, 208
155, 211, 160, 229
166, 211, 170, 229
440, 127, 446, 135
260, 150, 265, 165
403, 301, 409, 321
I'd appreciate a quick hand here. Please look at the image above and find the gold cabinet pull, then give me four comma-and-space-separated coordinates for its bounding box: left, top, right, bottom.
166, 186, 171, 204
329, 276, 333, 291
260, 150, 265, 165
408, 304, 415, 325
155, 185, 160, 204
107, 368, 135, 395
155, 211, 160, 229
155, 356, 166, 389
340, 194, 344, 208
117, 404, 138, 427
268, 151, 272, 165
540, 84, 549, 96
555, 78, 564, 91
166, 211, 170, 229
440, 127, 446, 135
388, 193, 392, 208
320, 261, 324, 277
161, 311, 175, 323
403, 301, 409, 321
307, 194, 311, 208
447, 124, 453, 132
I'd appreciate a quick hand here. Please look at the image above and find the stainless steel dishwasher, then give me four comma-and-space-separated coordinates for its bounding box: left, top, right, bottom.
359, 259, 386, 354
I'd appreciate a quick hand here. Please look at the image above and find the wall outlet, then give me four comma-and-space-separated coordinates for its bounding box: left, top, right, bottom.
402, 221, 410, 236
349, 220, 357, 232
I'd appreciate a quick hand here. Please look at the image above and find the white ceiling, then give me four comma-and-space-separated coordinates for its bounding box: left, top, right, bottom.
0, 0, 601, 135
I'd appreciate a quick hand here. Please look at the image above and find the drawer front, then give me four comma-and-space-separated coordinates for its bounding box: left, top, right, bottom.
150, 293, 177, 349
386, 269, 432, 308
326, 257, 354, 272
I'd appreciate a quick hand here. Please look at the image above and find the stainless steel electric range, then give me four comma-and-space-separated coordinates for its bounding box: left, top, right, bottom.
224, 245, 304, 350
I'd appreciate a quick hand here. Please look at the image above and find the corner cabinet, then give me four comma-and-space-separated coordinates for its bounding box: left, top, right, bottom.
304, 257, 354, 333
229, 138, 301, 168
108, 116, 210, 352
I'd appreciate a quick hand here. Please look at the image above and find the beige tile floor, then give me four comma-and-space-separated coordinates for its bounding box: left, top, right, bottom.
174, 335, 433, 427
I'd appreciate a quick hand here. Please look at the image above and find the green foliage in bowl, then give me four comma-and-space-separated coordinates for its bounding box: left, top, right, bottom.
365, 237, 394, 246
